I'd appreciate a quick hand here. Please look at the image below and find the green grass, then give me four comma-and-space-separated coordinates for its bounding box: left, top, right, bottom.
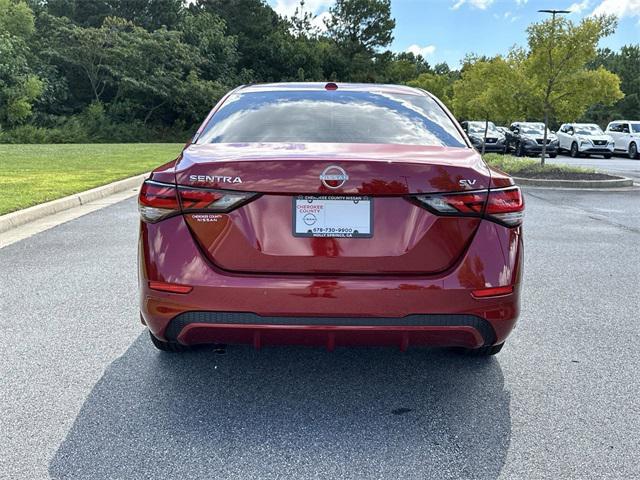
483, 153, 596, 176
0, 144, 183, 215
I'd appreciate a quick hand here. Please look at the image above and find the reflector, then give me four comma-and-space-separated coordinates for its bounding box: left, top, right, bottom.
148, 281, 193, 294
472, 286, 513, 298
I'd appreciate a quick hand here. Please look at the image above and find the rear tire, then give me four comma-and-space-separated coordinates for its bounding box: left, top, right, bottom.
629, 142, 638, 160
549, 153, 557, 158
570, 142, 579, 158
464, 343, 504, 356
604, 154, 612, 159
149, 330, 190, 352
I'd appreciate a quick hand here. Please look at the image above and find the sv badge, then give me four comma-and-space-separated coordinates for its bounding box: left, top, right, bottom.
459, 179, 477, 187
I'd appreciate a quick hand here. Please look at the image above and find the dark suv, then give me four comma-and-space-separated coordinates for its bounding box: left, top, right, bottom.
461, 121, 507, 153
506, 122, 558, 157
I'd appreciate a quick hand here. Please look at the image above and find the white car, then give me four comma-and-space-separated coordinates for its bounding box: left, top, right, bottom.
557, 123, 614, 158
605, 120, 640, 159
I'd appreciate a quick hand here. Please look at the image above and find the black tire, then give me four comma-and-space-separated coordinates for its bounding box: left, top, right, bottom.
570, 142, 579, 158
464, 343, 504, 356
149, 330, 190, 352
604, 154, 612, 159
629, 142, 638, 160
549, 153, 557, 158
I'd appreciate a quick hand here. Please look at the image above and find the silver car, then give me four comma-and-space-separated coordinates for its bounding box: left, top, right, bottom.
557, 123, 614, 158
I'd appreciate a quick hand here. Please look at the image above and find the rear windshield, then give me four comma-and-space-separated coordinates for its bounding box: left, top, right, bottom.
196, 90, 466, 147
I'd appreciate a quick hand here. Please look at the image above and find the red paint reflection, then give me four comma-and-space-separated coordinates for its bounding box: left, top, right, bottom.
311, 237, 343, 257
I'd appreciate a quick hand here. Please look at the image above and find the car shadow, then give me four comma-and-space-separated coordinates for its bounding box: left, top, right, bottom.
50, 334, 511, 479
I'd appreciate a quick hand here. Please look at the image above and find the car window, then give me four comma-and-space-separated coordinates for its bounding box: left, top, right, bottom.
197, 90, 467, 147
467, 122, 499, 134
631, 124, 640, 133
519, 124, 546, 135
609, 123, 620, 132
574, 125, 604, 135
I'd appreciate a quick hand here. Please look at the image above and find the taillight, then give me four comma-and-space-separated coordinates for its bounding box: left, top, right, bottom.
412, 191, 487, 216
138, 180, 258, 222
485, 187, 524, 227
138, 181, 179, 222
410, 186, 524, 227
178, 187, 257, 213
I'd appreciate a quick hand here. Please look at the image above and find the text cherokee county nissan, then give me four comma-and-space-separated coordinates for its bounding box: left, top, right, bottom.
138, 83, 524, 356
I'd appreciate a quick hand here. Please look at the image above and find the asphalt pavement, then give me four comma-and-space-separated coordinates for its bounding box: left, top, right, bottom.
548, 153, 640, 182
1, 187, 639, 479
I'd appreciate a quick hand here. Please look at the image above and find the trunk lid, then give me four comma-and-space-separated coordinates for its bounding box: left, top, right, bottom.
176, 143, 491, 275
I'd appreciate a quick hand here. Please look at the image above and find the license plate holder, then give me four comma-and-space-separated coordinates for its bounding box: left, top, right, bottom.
293, 196, 373, 238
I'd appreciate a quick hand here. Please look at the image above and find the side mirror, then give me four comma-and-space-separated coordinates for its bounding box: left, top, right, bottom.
513, 128, 520, 134
568, 130, 574, 135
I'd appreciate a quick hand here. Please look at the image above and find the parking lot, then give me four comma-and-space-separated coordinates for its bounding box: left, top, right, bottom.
550, 153, 640, 181
1, 185, 639, 479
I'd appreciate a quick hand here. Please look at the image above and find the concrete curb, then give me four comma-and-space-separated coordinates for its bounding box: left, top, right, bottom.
0, 173, 148, 234
513, 175, 634, 189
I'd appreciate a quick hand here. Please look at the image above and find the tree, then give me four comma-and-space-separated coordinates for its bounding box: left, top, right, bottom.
41, 15, 116, 103
523, 15, 623, 164
194, 0, 290, 82
407, 72, 454, 108
289, 0, 317, 39
0, 0, 43, 127
583, 45, 640, 124
178, 11, 239, 82
39, 14, 230, 125
44, 0, 185, 30
324, 0, 395, 60
452, 56, 523, 154
383, 51, 430, 84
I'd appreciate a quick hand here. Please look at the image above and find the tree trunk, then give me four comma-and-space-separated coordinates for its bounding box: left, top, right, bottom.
482, 119, 488, 156
541, 109, 549, 167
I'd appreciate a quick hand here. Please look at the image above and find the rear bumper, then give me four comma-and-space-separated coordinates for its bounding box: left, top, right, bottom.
164, 312, 496, 349
139, 216, 523, 349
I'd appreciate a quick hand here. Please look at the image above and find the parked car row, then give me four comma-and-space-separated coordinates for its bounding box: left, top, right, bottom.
461, 119, 640, 159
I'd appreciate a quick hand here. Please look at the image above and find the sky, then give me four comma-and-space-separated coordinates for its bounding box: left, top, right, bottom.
267, 0, 640, 68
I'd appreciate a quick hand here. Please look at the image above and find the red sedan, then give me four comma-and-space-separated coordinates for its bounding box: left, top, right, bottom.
138, 82, 523, 356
